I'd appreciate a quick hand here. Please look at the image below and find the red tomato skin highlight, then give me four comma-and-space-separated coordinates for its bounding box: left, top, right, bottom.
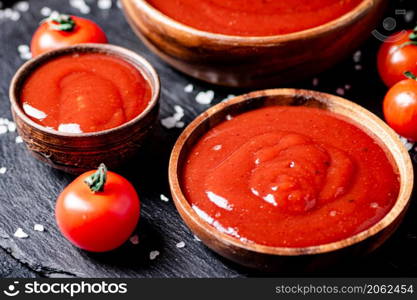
377, 30, 417, 87
383, 79, 417, 141
31, 16, 108, 57
55, 170, 140, 252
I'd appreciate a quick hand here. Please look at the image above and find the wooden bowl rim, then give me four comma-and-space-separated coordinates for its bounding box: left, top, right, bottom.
9, 43, 160, 138
169, 88, 414, 256
123, 0, 376, 44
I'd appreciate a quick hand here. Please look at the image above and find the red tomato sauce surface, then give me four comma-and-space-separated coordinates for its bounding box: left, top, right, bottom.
182, 106, 400, 247
147, 0, 363, 36
20, 53, 151, 133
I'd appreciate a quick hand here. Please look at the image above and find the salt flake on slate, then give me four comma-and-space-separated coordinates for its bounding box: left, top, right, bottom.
194, 235, 201, 242
405, 11, 414, 23
0, 125, 7, 135
15, 1, 29, 12
353, 50, 361, 63
14, 228, 28, 239
176, 241, 185, 248
40, 7, 52, 17
98, 0, 112, 10
184, 84, 193, 93
149, 250, 160, 260
15, 136, 23, 144
336, 88, 345, 96
0, 167, 7, 174
161, 105, 185, 129
400, 136, 414, 151
312, 78, 319, 86
160, 194, 169, 202
69, 0, 90, 14
129, 235, 139, 245
34, 224, 44, 232
7, 122, 16, 132
355, 64, 362, 71
196, 90, 215, 105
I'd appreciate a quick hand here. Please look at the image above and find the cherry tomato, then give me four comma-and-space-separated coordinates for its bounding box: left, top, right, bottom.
383, 72, 417, 141
31, 14, 108, 57
377, 27, 417, 87
55, 164, 140, 252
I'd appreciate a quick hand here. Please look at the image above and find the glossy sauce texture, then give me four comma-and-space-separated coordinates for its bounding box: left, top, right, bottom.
21, 53, 151, 133
182, 106, 399, 247
147, 0, 363, 36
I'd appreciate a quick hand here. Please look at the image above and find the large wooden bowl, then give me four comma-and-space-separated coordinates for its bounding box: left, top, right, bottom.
9, 44, 160, 174
121, 0, 387, 88
169, 89, 413, 271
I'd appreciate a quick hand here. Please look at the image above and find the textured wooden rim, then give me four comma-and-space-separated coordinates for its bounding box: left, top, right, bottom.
169, 89, 413, 256
125, 0, 376, 44
9, 43, 160, 138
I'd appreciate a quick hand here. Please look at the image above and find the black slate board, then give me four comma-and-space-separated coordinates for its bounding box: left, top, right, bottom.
1, 0, 417, 278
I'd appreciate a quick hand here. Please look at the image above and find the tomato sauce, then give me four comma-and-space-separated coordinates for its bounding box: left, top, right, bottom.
21, 53, 151, 133
182, 106, 400, 247
147, 0, 363, 36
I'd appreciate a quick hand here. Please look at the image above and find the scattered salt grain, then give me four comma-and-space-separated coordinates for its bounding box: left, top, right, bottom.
344, 84, 352, 91
0, 125, 7, 135
149, 250, 160, 260
329, 210, 337, 217
222, 94, 235, 102
98, 0, 112, 10
7, 122, 16, 132
23, 103, 46, 120
15, 136, 23, 144
14, 1, 29, 12
175, 121, 185, 128
193, 235, 201, 242
161, 105, 185, 129
226, 114, 233, 121
195, 90, 215, 105
129, 235, 139, 245
212, 144, 222, 151
160, 194, 169, 202
336, 88, 345, 96
405, 11, 414, 23
184, 84, 194, 93
399, 136, 414, 151
353, 50, 361, 63
14, 228, 28, 239
0, 167, 7, 174
69, 0, 90, 14
355, 64, 362, 71
312, 78, 319, 86
34, 224, 44, 232
176, 241, 185, 248
370, 202, 379, 209
40, 7, 52, 17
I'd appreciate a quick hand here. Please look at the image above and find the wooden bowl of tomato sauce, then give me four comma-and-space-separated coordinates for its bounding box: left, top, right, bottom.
121, 0, 387, 88
9, 44, 160, 174
169, 89, 413, 271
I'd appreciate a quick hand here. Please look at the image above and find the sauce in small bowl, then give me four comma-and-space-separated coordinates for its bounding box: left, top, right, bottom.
10, 44, 160, 174
169, 89, 413, 270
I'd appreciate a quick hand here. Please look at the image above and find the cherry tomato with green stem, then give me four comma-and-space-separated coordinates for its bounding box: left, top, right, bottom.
55, 164, 140, 252
377, 26, 417, 87
31, 13, 108, 57
383, 71, 417, 141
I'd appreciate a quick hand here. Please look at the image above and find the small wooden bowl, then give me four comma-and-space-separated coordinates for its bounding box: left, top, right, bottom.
9, 44, 160, 174
121, 0, 387, 88
169, 89, 413, 271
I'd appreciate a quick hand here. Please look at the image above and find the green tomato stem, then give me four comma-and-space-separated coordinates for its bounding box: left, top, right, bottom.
84, 164, 108, 193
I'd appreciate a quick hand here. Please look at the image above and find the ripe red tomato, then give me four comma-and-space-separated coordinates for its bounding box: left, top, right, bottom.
383, 72, 417, 141
377, 27, 417, 87
31, 14, 108, 57
55, 164, 140, 252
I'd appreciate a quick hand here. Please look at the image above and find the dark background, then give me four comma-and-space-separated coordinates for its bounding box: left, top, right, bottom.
0, 0, 416, 278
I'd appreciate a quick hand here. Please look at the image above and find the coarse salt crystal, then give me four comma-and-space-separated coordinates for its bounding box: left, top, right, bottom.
161, 116, 177, 129
69, 0, 90, 14
195, 90, 215, 105
175, 121, 185, 128
129, 235, 139, 245
40, 7, 52, 17
353, 50, 361, 63
34, 224, 44, 232
370, 202, 379, 209
405, 11, 414, 23
226, 114, 233, 121
212, 145, 222, 151
15, 1, 29, 12
336, 88, 345, 96
14, 228, 28, 239
355, 64, 362, 71
160, 194, 169, 202
23, 103, 47, 120
15, 136, 23, 144
149, 250, 160, 260
0, 167, 7, 174
329, 210, 337, 217
312, 78, 319, 86
7, 122, 16, 132
194, 235, 201, 242
222, 94, 235, 102
58, 123, 82, 133
176, 241, 185, 248
98, 0, 112, 10
0, 125, 7, 135
400, 136, 414, 151
344, 84, 352, 90
184, 84, 193, 93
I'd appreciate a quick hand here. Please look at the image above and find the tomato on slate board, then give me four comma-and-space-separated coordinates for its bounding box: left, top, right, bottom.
31, 13, 108, 57
377, 26, 417, 87
383, 71, 417, 141
55, 164, 140, 252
